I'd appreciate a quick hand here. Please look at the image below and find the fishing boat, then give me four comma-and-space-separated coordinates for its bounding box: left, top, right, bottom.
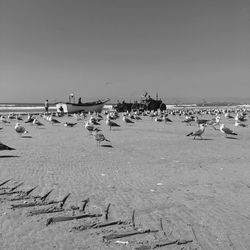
56, 94, 110, 114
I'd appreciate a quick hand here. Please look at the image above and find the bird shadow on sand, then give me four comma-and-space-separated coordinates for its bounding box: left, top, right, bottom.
0, 155, 20, 158
101, 144, 113, 148
21, 135, 33, 138
196, 138, 214, 141
226, 137, 238, 140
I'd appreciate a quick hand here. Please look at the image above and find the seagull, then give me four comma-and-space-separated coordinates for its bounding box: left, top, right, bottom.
48, 115, 60, 124
235, 113, 247, 122
224, 112, 234, 119
163, 115, 172, 123
0, 142, 15, 151
33, 118, 45, 126
24, 114, 34, 123
220, 124, 237, 137
234, 121, 248, 128
85, 121, 95, 132
106, 118, 120, 131
93, 128, 110, 146
89, 117, 100, 125
122, 115, 134, 125
195, 117, 210, 126
181, 116, 194, 125
64, 122, 77, 127
0, 116, 11, 124
155, 117, 163, 122
15, 123, 28, 136
186, 124, 206, 140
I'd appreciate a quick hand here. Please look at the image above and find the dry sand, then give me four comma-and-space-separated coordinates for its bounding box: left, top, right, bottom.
0, 113, 250, 250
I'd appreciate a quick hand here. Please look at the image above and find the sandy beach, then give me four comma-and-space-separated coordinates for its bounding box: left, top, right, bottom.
1, 112, 250, 250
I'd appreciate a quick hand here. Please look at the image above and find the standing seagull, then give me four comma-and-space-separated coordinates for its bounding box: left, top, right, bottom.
93, 128, 110, 146
0, 142, 15, 151
122, 115, 134, 125
84, 121, 95, 133
220, 124, 237, 137
186, 124, 206, 140
235, 121, 248, 128
15, 123, 28, 136
33, 118, 45, 126
106, 117, 120, 131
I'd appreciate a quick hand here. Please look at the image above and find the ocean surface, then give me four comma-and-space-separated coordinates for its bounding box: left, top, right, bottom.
0, 103, 57, 114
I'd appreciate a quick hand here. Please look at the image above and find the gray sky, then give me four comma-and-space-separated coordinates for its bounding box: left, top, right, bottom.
0, 0, 249, 103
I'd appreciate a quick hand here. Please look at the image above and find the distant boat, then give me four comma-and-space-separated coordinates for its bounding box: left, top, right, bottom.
55, 99, 110, 114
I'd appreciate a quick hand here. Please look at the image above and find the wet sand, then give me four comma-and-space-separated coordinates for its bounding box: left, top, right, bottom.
0, 113, 250, 250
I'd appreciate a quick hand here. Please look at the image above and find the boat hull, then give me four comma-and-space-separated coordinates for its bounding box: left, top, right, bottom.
56, 99, 109, 114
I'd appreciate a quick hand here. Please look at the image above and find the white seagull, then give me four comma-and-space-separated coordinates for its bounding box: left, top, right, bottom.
220, 124, 237, 137
234, 121, 248, 128
122, 115, 134, 125
33, 118, 45, 126
106, 117, 120, 131
186, 124, 206, 140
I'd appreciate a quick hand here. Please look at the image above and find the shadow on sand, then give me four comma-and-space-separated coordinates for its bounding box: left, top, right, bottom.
21, 135, 33, 138
226, 137, 238, 140
0, 155, 20, 158
197, 138, 214, 141
101, 144, 113, 148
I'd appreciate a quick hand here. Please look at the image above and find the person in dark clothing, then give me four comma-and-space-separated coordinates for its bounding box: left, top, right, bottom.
78, 97, 82, 104
44, 100, 49, 113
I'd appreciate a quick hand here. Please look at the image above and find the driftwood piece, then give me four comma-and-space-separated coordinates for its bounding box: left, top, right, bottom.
0, 182, 24, 196
46, 213, 103, 226
188, 224, 203, 249
105, 203, 111, 221
11, 193, 70, 209
9, 186, 38, 201
72, 220, 128, 231
40, 189, 54, 202
28, 206, 65, 216
9, 182, 24, 192
80, 198, 89, 212
0, 179, 12, 187
152, 239, 193, 249
132, 210, 136, 229
103, 229, 159, 242
159, 218, 166, 236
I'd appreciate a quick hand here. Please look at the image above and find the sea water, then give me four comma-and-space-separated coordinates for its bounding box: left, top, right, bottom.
0, 103, 57, 114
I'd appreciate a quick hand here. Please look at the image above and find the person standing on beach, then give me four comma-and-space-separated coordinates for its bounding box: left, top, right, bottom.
45, 100, 49, 114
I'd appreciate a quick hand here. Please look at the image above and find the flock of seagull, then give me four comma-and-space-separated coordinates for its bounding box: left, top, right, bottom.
0, 106, 249, 152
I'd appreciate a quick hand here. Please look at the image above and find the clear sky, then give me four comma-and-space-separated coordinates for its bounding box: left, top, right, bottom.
0, 0, 249, 103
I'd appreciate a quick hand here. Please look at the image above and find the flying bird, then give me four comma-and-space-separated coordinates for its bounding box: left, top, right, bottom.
186, 124, 206, 140
220, 124, 237, 137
